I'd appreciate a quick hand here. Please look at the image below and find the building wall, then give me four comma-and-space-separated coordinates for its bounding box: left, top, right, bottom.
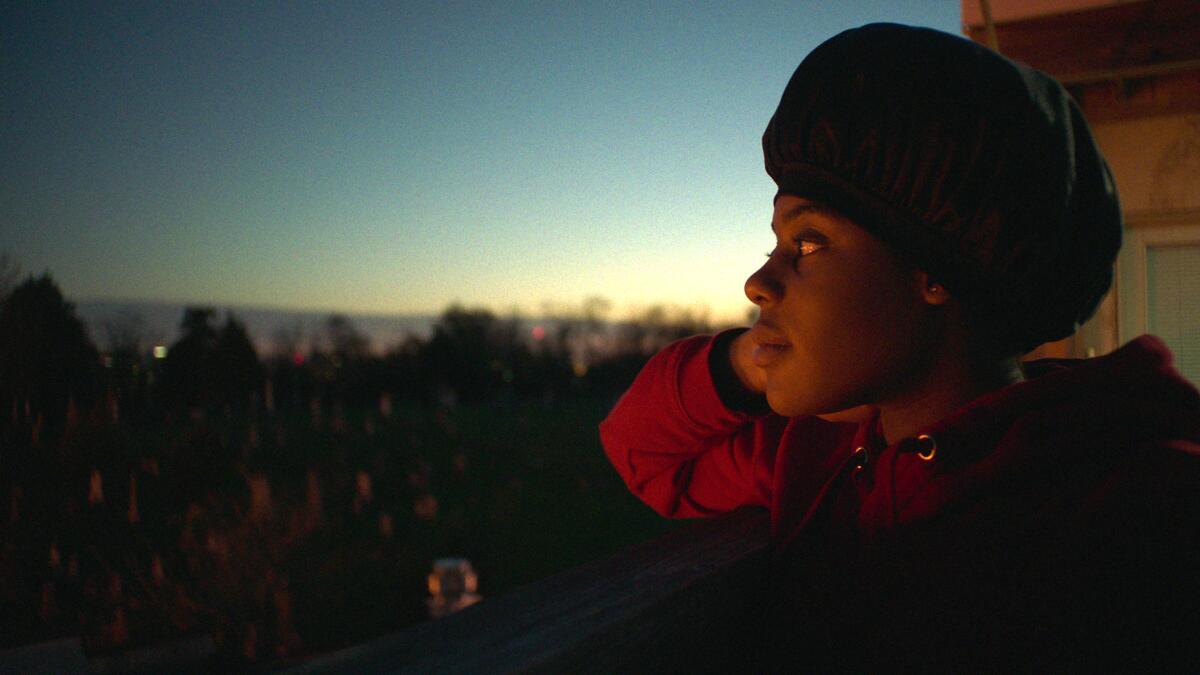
961, 0, 1140, 26
1071, 113, 1200, 369
1093, 114, 1200, 213
1022, 111, 1200, 362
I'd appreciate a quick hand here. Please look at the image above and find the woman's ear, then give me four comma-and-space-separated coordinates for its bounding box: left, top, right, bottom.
917, 271, 952, 306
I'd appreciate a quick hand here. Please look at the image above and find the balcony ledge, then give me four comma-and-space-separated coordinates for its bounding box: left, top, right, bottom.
286, 507, 770, 674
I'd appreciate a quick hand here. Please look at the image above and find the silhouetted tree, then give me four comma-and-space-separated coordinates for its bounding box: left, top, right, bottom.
270, 319, 308, 362
423, 305, 530, 403
382, 334, 429, 403
160, 308, 219, 410
0, 274, 101, 435
538, 295, 614, 372
98, 310, 153, 423
0, 253, 20, 301
324, 314, 370, 365
212, 312, 263, 415
310, 314, 373, 408
266, 319, 313, 414
578, 303, 715, 393
161, 308, 263, 415
616, 304, 711, 357
99, 310, 147, 356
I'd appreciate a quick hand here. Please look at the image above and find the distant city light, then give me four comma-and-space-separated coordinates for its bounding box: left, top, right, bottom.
531, 325, 546, 341
153, 345, 168, 359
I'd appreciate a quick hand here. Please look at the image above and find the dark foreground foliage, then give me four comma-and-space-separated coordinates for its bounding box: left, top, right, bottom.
0, 274, 711, 668
2, 397, 674, 666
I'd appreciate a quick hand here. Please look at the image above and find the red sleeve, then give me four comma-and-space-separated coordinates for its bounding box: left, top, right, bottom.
598, 332, 788, 518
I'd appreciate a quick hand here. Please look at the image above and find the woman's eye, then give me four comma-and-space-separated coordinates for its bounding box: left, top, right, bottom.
796, 239, 824, 257
764, 238, 824, 264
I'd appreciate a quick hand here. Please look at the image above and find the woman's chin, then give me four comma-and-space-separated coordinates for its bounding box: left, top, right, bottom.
815, 404, 877, 424
765, 388, 876, 424
764, 389, 818, 418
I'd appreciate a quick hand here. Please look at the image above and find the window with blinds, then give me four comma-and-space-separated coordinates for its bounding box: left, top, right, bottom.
1146, 244, 1200, 386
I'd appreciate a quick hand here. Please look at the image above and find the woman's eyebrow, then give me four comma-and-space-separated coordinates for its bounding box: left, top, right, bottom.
772, 202, 837, 235
771, 201, 839, 235
794, 226, 830, 243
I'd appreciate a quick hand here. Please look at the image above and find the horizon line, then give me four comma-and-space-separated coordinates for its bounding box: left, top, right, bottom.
72, 294, 752, 324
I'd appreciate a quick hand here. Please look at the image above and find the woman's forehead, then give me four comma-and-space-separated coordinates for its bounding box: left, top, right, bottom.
772, 196, 859, 234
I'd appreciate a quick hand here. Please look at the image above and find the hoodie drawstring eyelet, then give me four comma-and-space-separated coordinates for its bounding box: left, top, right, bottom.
915, 434, 937, 461
852, 446, 868, 474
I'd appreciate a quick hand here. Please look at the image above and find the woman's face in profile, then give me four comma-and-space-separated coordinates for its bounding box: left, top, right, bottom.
744, 195, 943, 418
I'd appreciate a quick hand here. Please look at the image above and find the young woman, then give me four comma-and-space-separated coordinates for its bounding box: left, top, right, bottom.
601, 23, 1200, 671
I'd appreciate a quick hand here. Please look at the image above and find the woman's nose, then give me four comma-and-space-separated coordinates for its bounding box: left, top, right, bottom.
744, 261, 782, 306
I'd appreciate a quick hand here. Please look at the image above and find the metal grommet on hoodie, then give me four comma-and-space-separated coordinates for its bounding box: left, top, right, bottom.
852, 446, 869, 472
915, 434, 937, 461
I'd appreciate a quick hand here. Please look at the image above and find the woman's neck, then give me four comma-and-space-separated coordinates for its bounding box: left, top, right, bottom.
876, 353, 1023, 446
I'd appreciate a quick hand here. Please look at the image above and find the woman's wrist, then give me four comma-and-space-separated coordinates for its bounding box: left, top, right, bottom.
729, 329, 768, 393
709, 328, 770, 413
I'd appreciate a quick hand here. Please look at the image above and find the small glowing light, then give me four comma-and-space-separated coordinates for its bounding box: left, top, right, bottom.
153, 346, 167, 359
426, 557, 481, 619
292, 350, 305, 366
531, 325, 545, 341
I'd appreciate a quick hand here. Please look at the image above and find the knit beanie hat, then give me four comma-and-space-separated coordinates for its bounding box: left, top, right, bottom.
763, 23, 1122, 355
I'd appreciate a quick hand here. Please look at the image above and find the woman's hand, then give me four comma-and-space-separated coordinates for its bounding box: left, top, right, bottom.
730, 329, 769, 394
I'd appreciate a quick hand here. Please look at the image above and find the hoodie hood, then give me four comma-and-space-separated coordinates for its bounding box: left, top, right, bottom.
850, 335, 1200, 526
928, 334, 1200, 455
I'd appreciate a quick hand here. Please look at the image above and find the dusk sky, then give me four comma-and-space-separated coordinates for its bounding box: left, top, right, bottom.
2, 1, 960, 323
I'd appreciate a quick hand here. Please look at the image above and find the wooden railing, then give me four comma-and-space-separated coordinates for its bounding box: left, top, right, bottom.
286, 507, 770, 674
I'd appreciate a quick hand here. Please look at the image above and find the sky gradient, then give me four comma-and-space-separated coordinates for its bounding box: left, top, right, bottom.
2, 1, 961, 323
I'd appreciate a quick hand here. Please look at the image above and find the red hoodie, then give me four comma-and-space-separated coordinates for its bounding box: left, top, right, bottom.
600, 331, 1200, 670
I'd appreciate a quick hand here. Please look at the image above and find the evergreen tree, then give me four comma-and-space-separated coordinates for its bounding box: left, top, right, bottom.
160, 307, 219, 410
423, 305, 531, 402
0, 274, 101, 434
161, 308, 263, 415
213, 312, 263, 414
